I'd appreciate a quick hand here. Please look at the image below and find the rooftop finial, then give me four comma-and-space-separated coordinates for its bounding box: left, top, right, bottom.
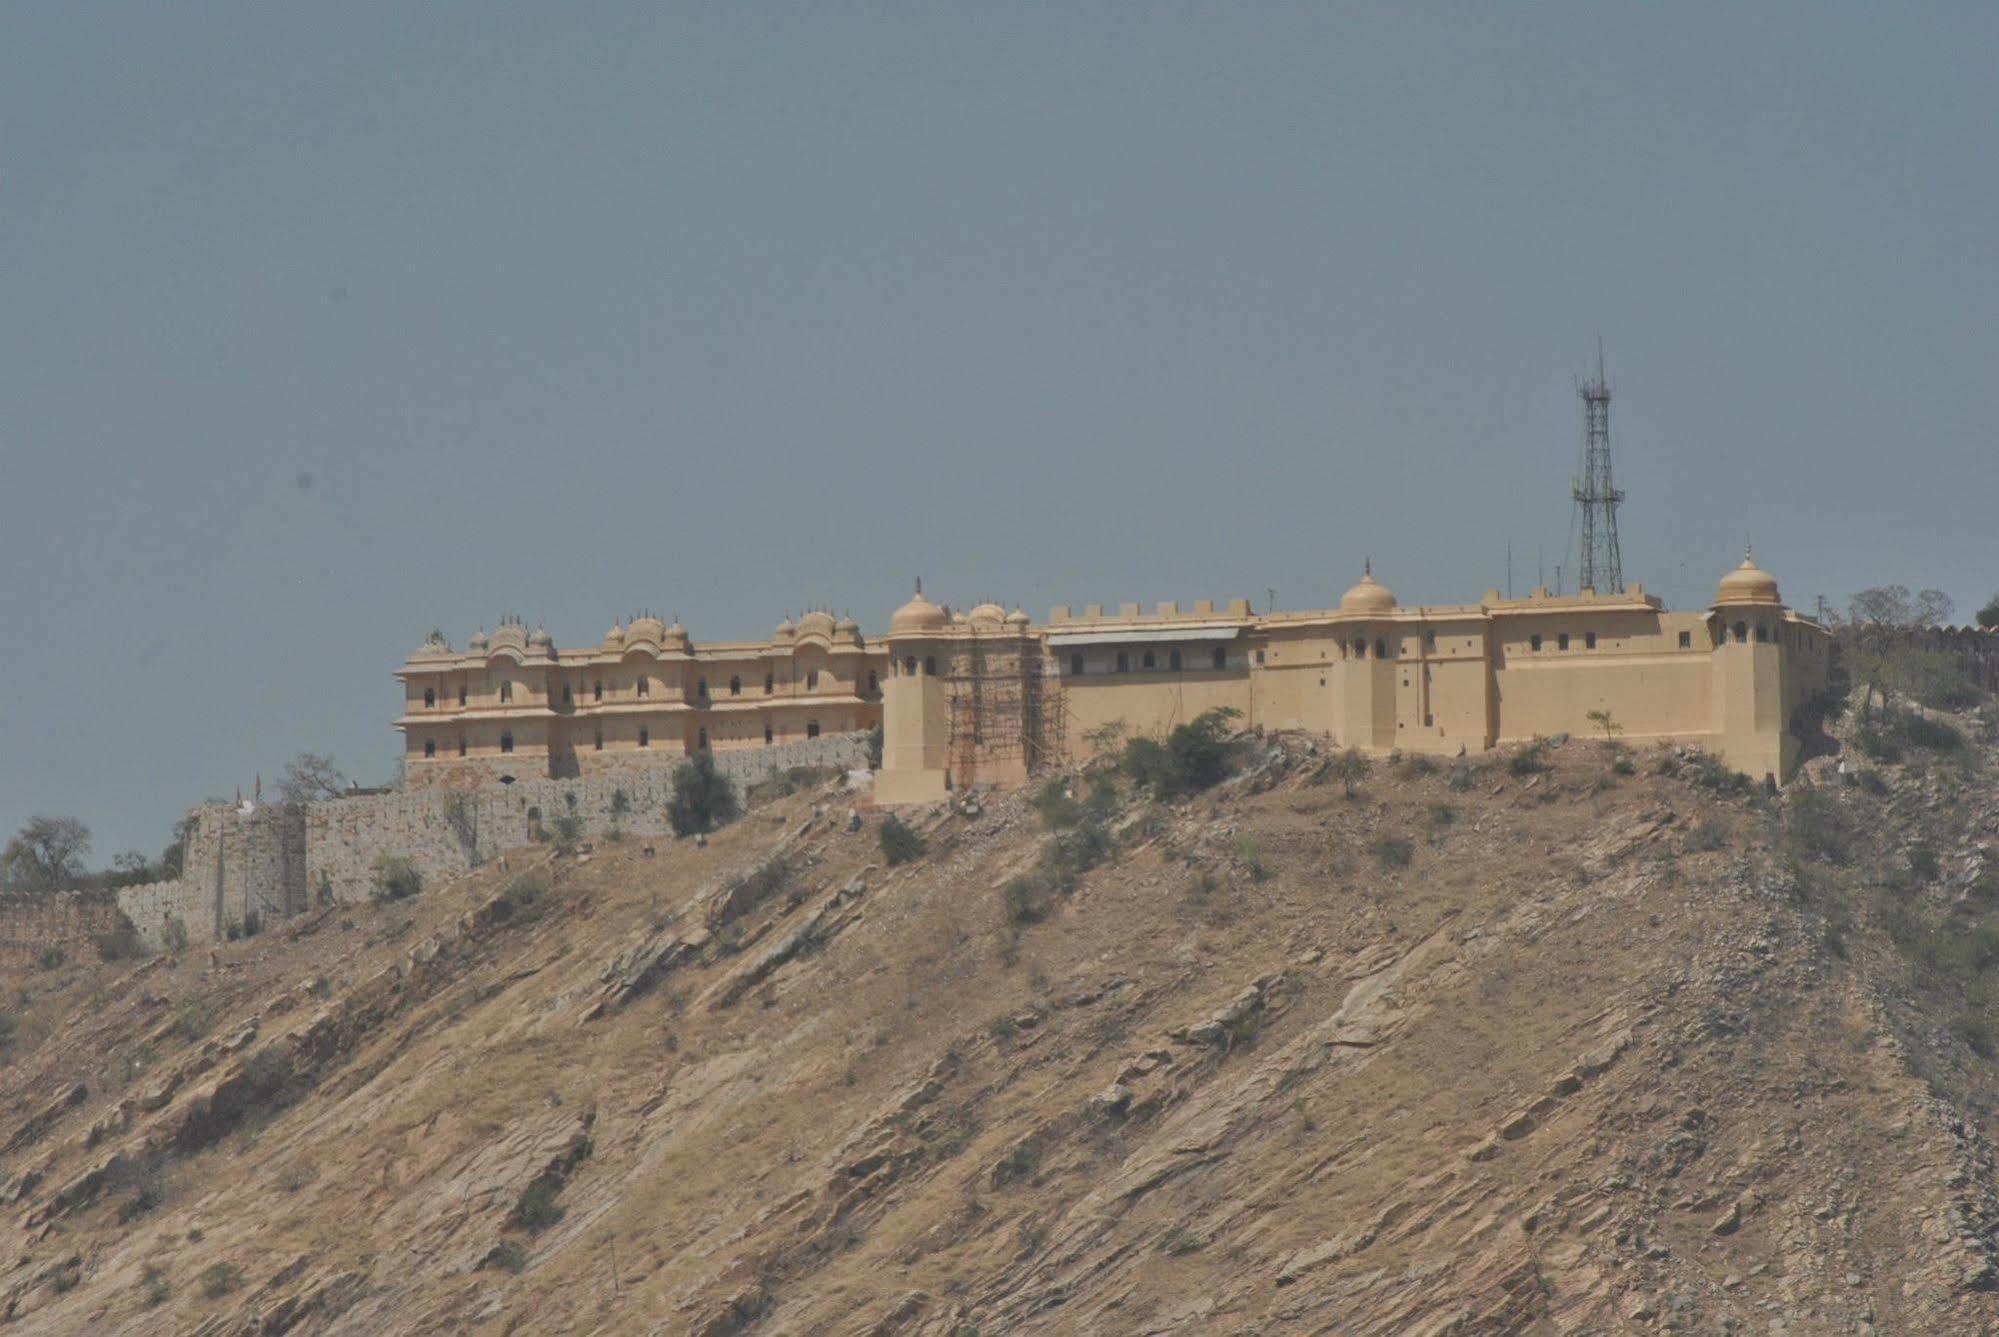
915, 576, 923, 596
1364, 555, 1372, 578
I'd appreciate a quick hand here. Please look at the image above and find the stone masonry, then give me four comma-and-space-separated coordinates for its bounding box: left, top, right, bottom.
117, 732, 870, 950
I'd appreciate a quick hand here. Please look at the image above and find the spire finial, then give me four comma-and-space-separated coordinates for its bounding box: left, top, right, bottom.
915, 576, 923, 596
1364, 555, 1372, 578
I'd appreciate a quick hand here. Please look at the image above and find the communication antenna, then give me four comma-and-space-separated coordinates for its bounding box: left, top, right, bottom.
1570, 340, 1626, 594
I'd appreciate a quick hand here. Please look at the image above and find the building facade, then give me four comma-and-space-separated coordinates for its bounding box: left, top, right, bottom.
875, 554, 1832, 803
395, 610, 886, 788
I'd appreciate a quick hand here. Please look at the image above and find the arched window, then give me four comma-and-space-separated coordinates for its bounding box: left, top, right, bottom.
1354, 638, 1368, 659
729, 676, 741, 696
697, 677, 708, 698
638, 728, 649, 748
500, 731, 514, 754
924, 657, 936, 676
423, 739, 436, 758
593, 680, 603, 701
637, 676, 649, 697
499, 680, 513, 703
562, 684, 572, 703
903, 657, 917, 677
697, 727, 708, 750
1733, 621, 1747, 644
806, 669, 819, 690
1070, 653, 1085, 676
1116, 651, 1130, 673
1142, 650, 1156, 670
1375, 638, 1387, 659
593, 731, 603, 751
423, 687, 435, 708
458, 735, 467, 757
1424, 630, 1437, 649
765, 672, 775, 693
1212, 646, 1227, 670
867, 670, 878, 694
1584, 632, 1597, 650
458, 684, 467, 706
1557, 632, 1570, 651
764, 723, 774, 745
1754, 624, 1769, 643
1169, 649, 1182, 671
1529, 634, 1542, 652
807, 720, 820, 739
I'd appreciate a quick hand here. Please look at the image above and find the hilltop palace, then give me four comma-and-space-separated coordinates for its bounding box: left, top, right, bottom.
394, 554, 1833, 803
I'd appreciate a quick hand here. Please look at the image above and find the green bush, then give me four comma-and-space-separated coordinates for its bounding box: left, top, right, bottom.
879, 814, 927, 866
1046, 821, 1110, 882
139, 1264, 170, 1307
1120, 708, 1241, 799
866, 723, 884, 771
161, 916, 189, 954
492, 871, 549, 923
199, 1262, 242, 1299
1372, 834, 1414, 869
96, 927, 146, 962
549, 814, 583, 852
34, 945, 64, 970
668, 751, 738, 836
1003, 877, 1056, 926
1508, 740, 1549, 777
1687, 752, 1755, 796
372, 854, 423, 902
485, 1240, 528, 1274
1032, 779, 1085, 830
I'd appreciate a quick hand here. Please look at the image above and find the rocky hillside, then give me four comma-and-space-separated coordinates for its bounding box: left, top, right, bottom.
2, 704, 1997, 1334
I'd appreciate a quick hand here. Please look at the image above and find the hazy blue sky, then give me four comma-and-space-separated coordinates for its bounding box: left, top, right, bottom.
4, 3, 1995, 859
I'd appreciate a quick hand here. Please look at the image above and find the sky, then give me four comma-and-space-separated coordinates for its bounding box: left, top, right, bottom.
4, 3, 1996, 860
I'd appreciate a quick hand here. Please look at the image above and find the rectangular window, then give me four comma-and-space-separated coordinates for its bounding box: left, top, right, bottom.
1678, 631, 1692, 649
1557, 632, 1570, 651
1530, 634, 1543, 652
499, 681, 513, 703
1584, 632, 1597, 650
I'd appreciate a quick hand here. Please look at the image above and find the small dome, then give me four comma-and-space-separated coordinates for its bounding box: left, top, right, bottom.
627, 615, 667, 645
662, 618, 690, 649
772, 613, 796, 642
835, 612, 860, 636
603, 622, 626, 648
797, 609, 837, 639
1339, 565, 1397, 615
528, 624, 554, 651
468, 627, 490, 653
967, 602, 1008, 627
1006, 607, 1031, 627
1715, 553, 1781, 606
415, 629, 452, 656
490, 621, 528, 651
890, 583, 948, 635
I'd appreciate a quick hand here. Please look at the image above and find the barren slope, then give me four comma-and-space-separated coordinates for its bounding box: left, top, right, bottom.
4, 721, 1998, 1333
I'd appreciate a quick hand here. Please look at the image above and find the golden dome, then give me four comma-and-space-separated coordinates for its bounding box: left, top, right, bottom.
1715, 553, 1781, 606
1339, 564, 1397, 615
890, 582, 948, 635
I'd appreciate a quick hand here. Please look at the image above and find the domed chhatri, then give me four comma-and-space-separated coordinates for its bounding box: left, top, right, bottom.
1005, 607, 1031, 628
602, 621, 626, 650
1715, 551, 1781, 606
796, 609, 837, 639
626, 614, 667, 646
1339, 561, 1397, 615
967, 601, 1008, 627
661, 617, 690, 650
890, 580, 949, 635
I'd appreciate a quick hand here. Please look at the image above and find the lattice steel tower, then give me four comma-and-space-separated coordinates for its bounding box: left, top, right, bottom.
1571, 345, 1625, 594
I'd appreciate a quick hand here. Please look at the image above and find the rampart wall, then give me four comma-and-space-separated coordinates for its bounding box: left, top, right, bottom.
117, 733, 871, 949
0, 892, 130, 965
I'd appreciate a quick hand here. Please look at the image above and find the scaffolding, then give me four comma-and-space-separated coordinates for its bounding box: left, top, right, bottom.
945, 630, 1067, 789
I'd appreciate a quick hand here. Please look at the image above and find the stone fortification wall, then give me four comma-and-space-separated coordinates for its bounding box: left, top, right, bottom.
116, 802, 309, 951
308, 732, 870, 906
118, 733, 870, 947
0, 892, 131, 965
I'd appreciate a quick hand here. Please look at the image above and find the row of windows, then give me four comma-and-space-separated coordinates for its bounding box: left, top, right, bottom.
419, 720, 824, 758
1066, 646, 1232, 675
421, 669, 876, 709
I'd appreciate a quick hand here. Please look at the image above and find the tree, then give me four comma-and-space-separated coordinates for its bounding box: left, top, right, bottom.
1585, 708, 1623, 743
276, 752, 349, 805
668, 751, 738, 837
1978, 595, 1999, 630
159, 815, 192, 880
0, 816, 93, 891
1848, 585, 1954, 629
1844, 585, 1963, 718
1324, 747, 1372, 798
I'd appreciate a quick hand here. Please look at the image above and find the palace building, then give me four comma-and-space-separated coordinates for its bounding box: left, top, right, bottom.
397, 554, 1832, 802
395, 610, 885, 788
872, 555, 1831, 804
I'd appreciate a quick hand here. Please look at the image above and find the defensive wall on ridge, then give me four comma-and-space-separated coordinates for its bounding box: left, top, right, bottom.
115, 732, 869, 951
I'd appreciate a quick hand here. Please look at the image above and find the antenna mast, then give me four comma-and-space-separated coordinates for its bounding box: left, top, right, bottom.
1571, 341, 1625, 594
